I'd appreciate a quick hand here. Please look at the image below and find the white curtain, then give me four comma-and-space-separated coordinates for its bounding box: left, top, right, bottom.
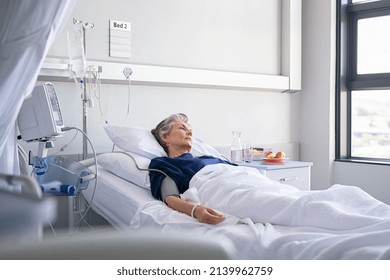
0, 0, 75, 175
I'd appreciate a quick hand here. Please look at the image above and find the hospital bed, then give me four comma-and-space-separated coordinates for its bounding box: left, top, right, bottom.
81, 125, 390, 260
3, 83, 232, 260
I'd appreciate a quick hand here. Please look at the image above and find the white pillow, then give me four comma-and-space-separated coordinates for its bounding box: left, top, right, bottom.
97, 152, 151, 189
104, 125, 227, 160
191, 138, 229, 160
104, 125, 166, 158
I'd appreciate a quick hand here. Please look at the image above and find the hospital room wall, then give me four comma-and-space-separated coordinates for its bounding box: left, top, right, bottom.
28, 82, 300, 160
22, 0, 301, 159
300, 0, 390, 205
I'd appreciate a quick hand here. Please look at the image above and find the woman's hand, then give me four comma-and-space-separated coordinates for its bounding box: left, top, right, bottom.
165, 195, 225, 224
193, 205, 225, 224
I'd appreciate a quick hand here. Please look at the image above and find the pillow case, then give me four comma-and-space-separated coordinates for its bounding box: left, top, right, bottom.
104, 125, 166, 158
191, 138, 228, 160
104, 125, 227, 160
97, 152, 151, 189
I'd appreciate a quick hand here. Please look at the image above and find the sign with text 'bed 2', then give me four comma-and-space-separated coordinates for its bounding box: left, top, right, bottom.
109, 20, 131, 59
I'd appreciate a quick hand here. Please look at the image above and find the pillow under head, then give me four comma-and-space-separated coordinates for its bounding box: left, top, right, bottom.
104, 125, 227, 160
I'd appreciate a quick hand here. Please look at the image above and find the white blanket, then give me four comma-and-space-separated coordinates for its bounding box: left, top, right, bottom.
130, 164, 390, 259
184, 164, 390, 230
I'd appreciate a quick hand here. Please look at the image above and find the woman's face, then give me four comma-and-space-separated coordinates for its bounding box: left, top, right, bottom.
162, 120, 193, 152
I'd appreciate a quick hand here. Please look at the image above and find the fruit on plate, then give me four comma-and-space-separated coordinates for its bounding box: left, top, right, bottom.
266, 152, 276, 159
264, 150, 273, 157
275, 151, 286, 159
262, 150, 286, 164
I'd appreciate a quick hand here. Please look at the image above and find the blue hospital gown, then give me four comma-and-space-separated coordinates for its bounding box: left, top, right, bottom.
149, 153, 235, 200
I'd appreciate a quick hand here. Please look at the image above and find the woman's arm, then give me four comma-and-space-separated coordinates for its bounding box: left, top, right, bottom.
160, 176, 225, 224
165, 195, 225, 225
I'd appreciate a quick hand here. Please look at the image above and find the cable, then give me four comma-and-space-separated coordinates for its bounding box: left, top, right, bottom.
50, 129, 79, 155
124, 75, 131, 122
47, 221, 57, 238
61, 126, 98, 230
98, 67, 132, 126
123, 67, 132, 124
110, 150, 169, 178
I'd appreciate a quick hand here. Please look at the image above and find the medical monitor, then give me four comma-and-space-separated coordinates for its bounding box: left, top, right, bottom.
18, 82, 64, 142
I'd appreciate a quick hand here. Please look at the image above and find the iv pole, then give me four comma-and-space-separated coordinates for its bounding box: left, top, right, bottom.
73, 18, 94, 160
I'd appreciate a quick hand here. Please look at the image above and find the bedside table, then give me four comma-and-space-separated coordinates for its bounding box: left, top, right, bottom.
239, 160, 313, 191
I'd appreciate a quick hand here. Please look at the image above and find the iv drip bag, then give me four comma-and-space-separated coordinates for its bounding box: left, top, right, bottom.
67, 22, 86, 79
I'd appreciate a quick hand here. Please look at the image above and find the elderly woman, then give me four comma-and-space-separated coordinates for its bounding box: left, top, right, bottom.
149, 113, 390, 229
150, 113, 230, 224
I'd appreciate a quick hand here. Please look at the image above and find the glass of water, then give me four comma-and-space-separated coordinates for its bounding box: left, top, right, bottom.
242, 140, 253, 163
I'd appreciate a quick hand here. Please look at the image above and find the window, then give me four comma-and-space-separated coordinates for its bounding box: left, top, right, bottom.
357, 15, 390, 74
337, 0, 390, 163
351, 90, 390, 159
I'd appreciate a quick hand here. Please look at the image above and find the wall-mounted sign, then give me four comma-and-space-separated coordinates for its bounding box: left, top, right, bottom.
109, 20, 131, 59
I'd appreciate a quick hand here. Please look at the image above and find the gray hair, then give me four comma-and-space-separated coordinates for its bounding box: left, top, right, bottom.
151, 113, 189, 154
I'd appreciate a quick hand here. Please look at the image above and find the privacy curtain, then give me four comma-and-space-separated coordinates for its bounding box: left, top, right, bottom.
0, 0, 75, 175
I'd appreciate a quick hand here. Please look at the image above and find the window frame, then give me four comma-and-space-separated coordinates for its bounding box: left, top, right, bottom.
336, 0, 390, 165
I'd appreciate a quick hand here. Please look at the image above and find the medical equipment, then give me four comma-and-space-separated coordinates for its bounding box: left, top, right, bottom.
33, 155, 95, 196
18, 82, 64, 144
68, 18, 95, 160
17, 83, 95, 196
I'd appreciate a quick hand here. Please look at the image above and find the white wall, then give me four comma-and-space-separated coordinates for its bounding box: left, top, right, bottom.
300, 0, 390, 204
333, 162, 390, 204
300, 0, 336, 189
22, 0, 301, 160
49, 0, 281, 74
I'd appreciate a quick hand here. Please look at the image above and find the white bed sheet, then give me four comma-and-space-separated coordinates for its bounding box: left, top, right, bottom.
82, 167, 153, 229
83, 166, 390, 260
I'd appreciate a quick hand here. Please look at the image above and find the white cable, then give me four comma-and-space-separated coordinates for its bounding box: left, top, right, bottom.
47, 221, 57, 237
99, 68, 132, 125
61, 126, 98, 230
124, 76, 131, 122
111, 150, 169, 178
50, 129, 78, 155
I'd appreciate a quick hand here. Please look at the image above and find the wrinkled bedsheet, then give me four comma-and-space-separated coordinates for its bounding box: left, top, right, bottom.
129, 164, 390, 259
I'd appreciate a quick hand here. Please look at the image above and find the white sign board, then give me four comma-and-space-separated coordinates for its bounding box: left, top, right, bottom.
109, 20, 131, 59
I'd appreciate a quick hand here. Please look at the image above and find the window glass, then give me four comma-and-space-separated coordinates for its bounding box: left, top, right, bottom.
351, 90, 390, 158
357, 15, 390, 74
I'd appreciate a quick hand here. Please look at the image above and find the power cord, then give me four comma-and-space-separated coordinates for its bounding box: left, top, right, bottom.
110, 149, 169, 178
61, 126, 99, 231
